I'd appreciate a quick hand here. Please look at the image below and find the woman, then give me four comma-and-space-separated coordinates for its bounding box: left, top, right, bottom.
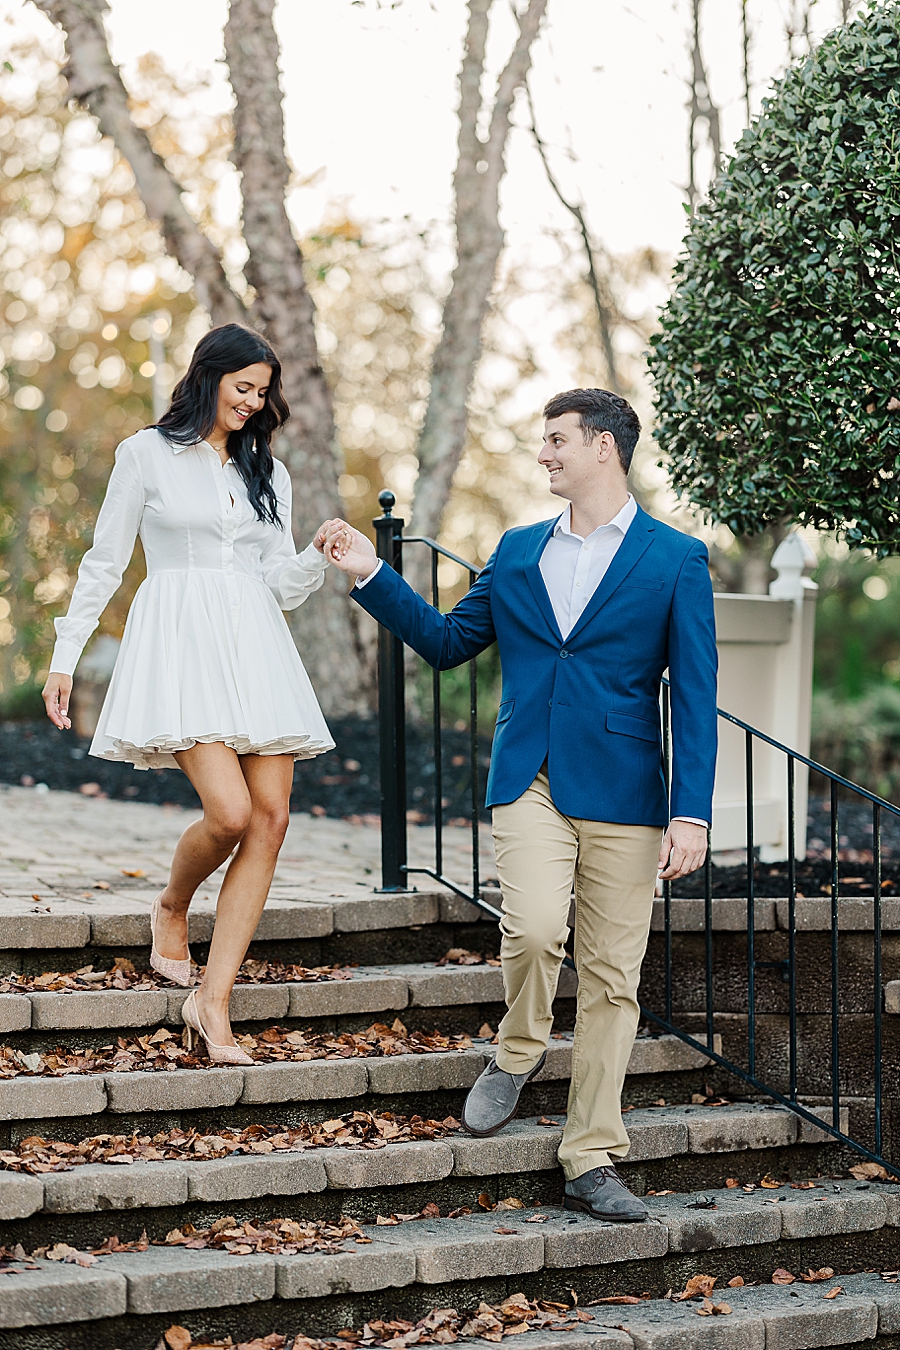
43, 323, 342, 1064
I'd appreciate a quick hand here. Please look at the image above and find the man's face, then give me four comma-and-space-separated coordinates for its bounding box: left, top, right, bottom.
540, 412, 610, 500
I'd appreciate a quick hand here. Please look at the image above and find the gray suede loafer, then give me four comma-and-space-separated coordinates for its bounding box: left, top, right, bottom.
563, 1166, 649, 1223
461, 1051, 547, 1137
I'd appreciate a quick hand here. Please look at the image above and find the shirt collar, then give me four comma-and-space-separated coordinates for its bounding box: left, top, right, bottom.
553, 494, 637, 541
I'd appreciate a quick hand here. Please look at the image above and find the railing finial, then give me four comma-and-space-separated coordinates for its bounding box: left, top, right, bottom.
378, 490, 396, 518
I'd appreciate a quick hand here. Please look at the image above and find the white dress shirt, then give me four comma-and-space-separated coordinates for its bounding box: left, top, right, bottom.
539, 496, 638, 640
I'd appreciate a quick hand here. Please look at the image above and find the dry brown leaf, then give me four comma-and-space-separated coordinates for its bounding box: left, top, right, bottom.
759, 1175, 782, 1189
725, 1178, 739, 1188
672, 1274, 717, 1302
800, 1268, 835, 1282
496, 1198, 525, 1210
591, 1295, 642, 1305
823, 1287, 842, 1300
494, 1227, 518, 1235
849, 1162, 890, 1181
771, 1270, 795, 1285
164, 1328, 193, 1350
727, 1276, 745, 1288
121, 869, 146, 877
477, 1193, 494, 1210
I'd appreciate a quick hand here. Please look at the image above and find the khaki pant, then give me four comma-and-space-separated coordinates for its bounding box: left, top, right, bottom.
492, 770, 662, 1180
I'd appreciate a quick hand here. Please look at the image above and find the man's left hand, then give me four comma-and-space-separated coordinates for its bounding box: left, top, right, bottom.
658, 820, 708, 881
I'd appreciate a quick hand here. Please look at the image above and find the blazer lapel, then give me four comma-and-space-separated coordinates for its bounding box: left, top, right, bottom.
566, 507, 656, 642
523, 518, 564, 642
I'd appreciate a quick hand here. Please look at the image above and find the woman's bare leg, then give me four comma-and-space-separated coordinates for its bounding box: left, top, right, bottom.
194, 752, 294, 1047
153, 742, 253, 962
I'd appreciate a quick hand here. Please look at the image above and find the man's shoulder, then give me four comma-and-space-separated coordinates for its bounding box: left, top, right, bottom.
499, 517, 558, 546
643, 510, 708, 559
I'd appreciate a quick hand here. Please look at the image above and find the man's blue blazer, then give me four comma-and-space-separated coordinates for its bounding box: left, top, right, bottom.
352, 505, 718, 827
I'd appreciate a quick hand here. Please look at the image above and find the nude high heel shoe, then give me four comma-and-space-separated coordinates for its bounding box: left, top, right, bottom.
182, 989, 253, 1066
149, 894, 192, 987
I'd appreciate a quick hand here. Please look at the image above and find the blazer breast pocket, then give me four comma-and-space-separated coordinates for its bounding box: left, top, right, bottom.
495, 699, 515, 725
621, 578, 664, 591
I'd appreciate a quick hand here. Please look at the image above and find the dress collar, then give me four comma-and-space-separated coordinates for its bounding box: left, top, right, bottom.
552, 494, 637, 541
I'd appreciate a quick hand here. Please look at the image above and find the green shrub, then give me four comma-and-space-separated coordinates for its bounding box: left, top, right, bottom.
811, 684, 900, 801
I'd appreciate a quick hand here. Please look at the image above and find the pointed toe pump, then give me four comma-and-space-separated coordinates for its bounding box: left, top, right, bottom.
182, 989, 253, 1066
149, 894, 193, 987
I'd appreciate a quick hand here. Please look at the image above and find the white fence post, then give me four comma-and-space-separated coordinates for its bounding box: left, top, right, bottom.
710, 534, 818, 862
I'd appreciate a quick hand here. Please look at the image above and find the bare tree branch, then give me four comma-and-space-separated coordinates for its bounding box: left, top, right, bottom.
34, 0, 244, 326
409, 0, 548, 567
741, 0, 752, 125
687, 0, 722, 212
524, 81, 620, 394
223, 0, 369, 712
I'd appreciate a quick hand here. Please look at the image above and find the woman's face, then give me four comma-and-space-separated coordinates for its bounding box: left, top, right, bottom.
215, 362, 273, 436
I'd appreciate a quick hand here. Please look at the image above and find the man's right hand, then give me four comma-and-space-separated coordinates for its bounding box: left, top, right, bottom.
43, 672, 73, 730
321, 520, 379, 580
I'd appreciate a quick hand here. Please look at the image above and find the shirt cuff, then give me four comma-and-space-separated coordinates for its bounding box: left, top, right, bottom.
672, 816, 709, 828
49, 639, 83, 679
299, 541, 329, 570
354, 559, 383, 590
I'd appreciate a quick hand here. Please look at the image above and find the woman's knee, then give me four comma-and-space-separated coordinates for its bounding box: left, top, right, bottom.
248, 802, 290, 850
206, 798, 253, 845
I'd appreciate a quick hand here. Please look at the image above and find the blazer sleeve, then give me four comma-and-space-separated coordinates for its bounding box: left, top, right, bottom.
258, 462, 329, 610
351, 542, 499, 669
49, 440, 145, 678
666, 540, 718, 822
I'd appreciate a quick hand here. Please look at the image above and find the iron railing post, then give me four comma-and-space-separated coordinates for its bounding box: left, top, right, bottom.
374, 490, 408, 891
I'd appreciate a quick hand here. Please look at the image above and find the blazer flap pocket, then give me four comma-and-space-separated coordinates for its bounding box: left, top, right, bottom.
606, 711, 660, 741
623, 578, 664, 591
496, 699, 515, 725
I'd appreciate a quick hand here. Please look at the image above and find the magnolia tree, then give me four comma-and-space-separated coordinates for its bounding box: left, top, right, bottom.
649, 1, 900, 555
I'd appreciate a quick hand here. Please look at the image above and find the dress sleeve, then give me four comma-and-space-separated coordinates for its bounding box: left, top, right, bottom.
259, 461, 329, 610
49, 440, 145, 678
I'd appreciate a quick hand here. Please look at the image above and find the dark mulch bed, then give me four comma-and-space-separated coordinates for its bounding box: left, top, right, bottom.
4, 720, 900, 899
0, 718, 490, 823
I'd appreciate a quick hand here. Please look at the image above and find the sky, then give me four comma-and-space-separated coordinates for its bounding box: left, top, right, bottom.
88, 0, 859, 264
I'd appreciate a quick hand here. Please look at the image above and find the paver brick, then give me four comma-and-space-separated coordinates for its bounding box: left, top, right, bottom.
841, 1272, 900, 1332
626, 1033, 719, 1075
0, 991, 30, 1031
89, 906, 152, 947
0, 1259, 127, 1328
437, 892, 494, 924
647, 1189, 781, 1252
449, 1118, 562, 1177
778, 1186, 887, 1238
496, 1336, 630, 1350
29, 988, 168, 1030
101, 1245, 275, 1313
252, 899, 334, 940
622, 1300, 764, 1349
104, 1066, 244, 1113
240, 1059, 368, 1104
288, 970, 408, 1019
364, 1049, 486, 1094
385, 1214, 544, 1282
0, 1169, 43, 1219
0, 1073, 106, 1120
42, 1160, 188, 1212
776, 897, 900, 931
321, 1139, 455, 1189
403, 962, 505, 1007
274, 1245, 416, 1299
795, 1104, 849, 1144
885, 979, 900, 1015
185, 1151, 327, 1203
651, 896, 776, 932
725, 1284, 877, 1349
539, 1207, 668, 1266
330, 892, 440, 932
673, 1103, 797, 1153
0, 909, 90, 949
625, 1110, 690, 1162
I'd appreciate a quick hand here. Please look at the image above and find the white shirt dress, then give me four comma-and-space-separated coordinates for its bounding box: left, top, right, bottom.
50, 427, 335, 770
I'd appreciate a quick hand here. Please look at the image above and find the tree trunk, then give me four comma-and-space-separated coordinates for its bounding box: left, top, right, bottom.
224, 0, 371, 713
407, 0, 548, 588
35, 0, 372, 715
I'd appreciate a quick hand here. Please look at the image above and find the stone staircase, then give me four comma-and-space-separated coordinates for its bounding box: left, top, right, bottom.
1, 838, 899, 1348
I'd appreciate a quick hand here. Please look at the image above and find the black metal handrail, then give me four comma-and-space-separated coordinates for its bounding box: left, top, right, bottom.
371, 490, 898, 1178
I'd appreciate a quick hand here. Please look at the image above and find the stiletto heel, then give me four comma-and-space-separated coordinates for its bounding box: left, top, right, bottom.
182, 990, 253, 1066
149, 894, 192, 987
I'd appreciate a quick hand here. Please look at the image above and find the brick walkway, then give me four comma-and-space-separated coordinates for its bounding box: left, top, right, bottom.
0, 784, 495, 909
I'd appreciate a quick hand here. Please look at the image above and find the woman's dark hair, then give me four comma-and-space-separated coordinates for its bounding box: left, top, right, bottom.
154, 323, 290, 527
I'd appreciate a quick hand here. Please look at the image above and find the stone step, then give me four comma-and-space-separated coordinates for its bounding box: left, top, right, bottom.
0, 961, 572, 1034
0, 1033, 718, 1122
6, 890, 897, 958
2, 1193, 897, 1333
0, 1104, 845, 1220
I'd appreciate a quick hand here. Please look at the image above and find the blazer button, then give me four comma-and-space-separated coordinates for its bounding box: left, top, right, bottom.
559, 649, 569, 659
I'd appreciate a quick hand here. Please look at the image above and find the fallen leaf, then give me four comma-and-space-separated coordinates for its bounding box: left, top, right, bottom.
494, 1227, 518, 1235
772, 1269, 795, 1285
496, 1197, 525, 1210
673, 1274, 717, 1302
725, 1178, 739, 1188
849, 1162, 890, 1182
477, 1193, 494, 1210
727, 1277, 745, 1288
592, 1295, 642, 1305
121, 869, 146, 877
93, 881, 110, 890
164, 1328, 193, 1350
713, 1303, 732, 1315
800, 1268, 835, 1282
824, 1287, 843, 1300
759, 1175, 782, 1189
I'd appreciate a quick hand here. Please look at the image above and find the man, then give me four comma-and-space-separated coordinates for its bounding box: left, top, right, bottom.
318, 388, 717, 1223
